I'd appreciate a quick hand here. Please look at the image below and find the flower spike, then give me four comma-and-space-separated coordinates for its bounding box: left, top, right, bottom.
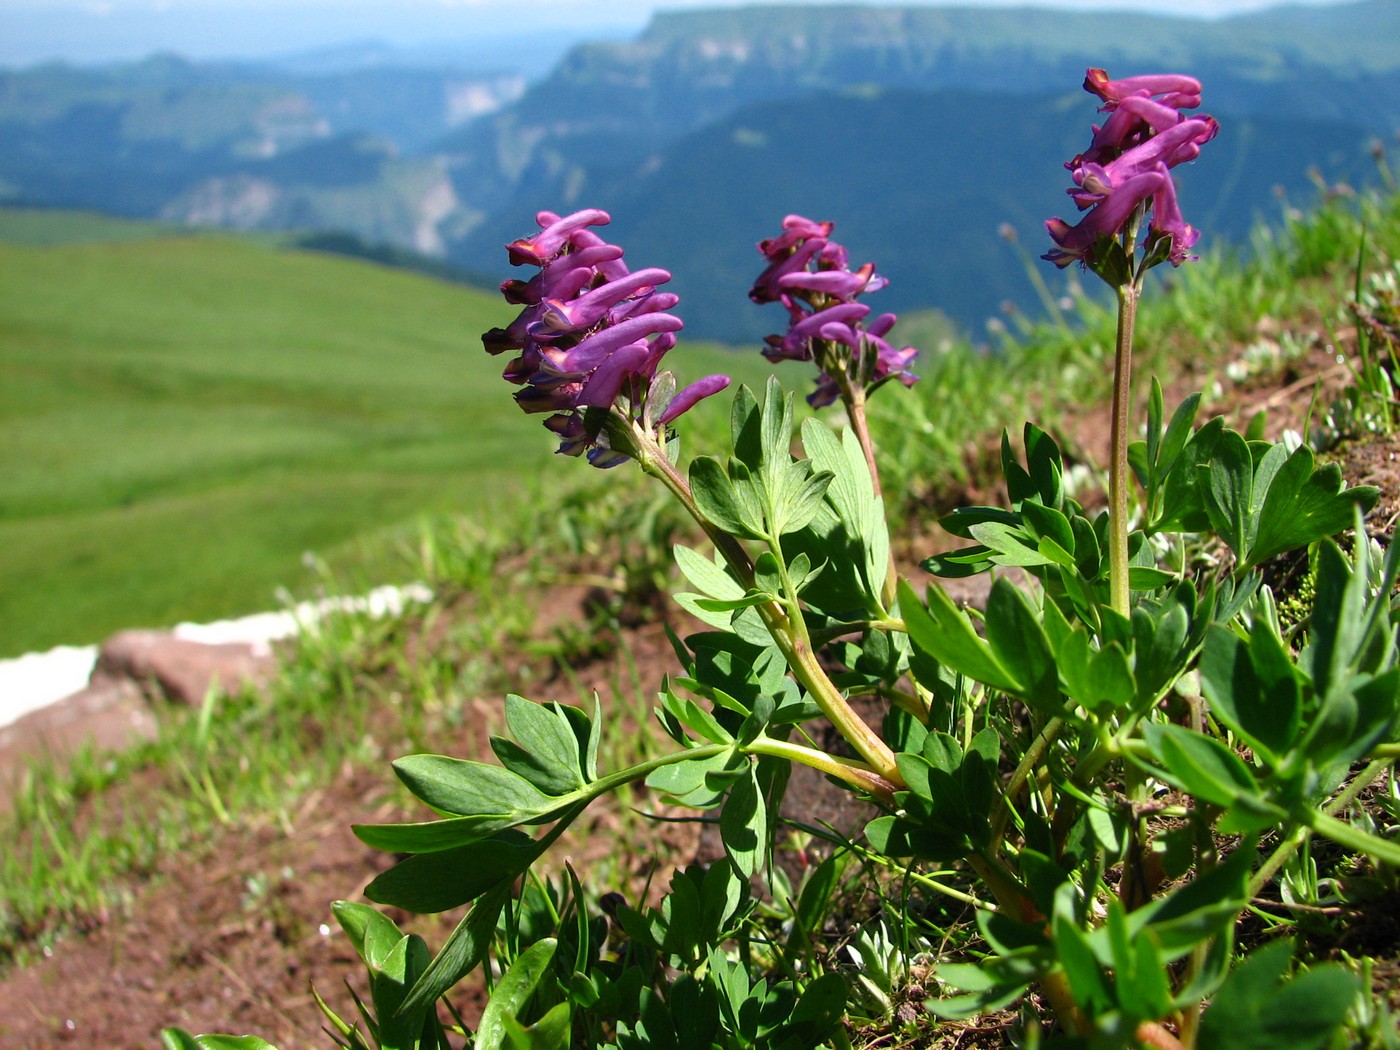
485, 208, 729, 466
1045, 68, 1217, 272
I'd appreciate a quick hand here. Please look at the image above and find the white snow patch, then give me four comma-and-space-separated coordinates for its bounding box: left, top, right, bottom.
0, 584, 434, 731
0, 645, 101, 730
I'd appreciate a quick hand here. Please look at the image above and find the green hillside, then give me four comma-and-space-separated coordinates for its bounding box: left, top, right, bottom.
0, 213, 762, 655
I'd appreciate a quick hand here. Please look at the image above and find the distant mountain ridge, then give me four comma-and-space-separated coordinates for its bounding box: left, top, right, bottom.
1, 1, 1394, 338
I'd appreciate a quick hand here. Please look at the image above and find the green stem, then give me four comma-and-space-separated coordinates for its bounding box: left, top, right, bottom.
1301, 807, 1400, 867
590, 736, 897, 809
989, 716, 1066, 850
1249, 758, 1395, 897
1108, 281, 1140, 618
747, 736, 897, 806
837, 370, 900, 610
965, 850, 1091, 1037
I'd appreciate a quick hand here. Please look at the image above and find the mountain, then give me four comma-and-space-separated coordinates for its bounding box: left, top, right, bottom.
1, 2, 1395, 338
435, 1, 1396, 337
525, 87, 1377, 344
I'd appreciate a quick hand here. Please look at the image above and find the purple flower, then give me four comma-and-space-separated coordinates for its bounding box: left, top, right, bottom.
1085, 69, 1202, 111
486, 208, 729, 466
1045, 68, 1217, 270
751, 215, 918, 407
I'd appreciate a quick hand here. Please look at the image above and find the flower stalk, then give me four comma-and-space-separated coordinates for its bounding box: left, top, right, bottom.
1109, 279, 1141, 616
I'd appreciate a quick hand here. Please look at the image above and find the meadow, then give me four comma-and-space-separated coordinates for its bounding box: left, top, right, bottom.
0, 210, 771, 655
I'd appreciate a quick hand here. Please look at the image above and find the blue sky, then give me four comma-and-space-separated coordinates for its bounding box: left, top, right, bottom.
0, 0, 1358, 68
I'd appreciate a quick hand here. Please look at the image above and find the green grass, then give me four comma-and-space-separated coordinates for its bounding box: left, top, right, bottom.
0, 218, 766, 654
0, 207, 197, 247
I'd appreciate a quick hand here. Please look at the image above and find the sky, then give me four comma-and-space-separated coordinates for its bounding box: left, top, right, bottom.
0, 0, 1359, 68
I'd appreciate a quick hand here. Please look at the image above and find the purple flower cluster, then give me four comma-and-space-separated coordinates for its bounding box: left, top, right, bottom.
1044, 69, 1219, 270
750, 215, 918, 408
484, 208, 729, 467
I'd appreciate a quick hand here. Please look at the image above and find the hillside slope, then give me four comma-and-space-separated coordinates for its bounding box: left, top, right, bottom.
0, 224, 530, 654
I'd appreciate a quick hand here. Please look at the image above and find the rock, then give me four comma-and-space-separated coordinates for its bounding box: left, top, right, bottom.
95, 630, 275, 706
0, 677, 156, 809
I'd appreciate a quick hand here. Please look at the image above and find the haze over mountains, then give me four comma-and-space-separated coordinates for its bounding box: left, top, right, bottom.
2, 0, 1396, 340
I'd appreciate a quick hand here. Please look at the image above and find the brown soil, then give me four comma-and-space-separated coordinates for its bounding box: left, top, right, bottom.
0, 329, 1396, 1050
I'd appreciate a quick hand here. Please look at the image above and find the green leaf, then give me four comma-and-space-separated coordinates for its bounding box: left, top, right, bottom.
759, 374, 793, 482
1198, 942, 1361, 1050
1127, 838, 1253, 959
1155, 416, 1224, 532
1128, 565, 1176, 590
1101, 901, 1173, 1020
968, 521, 1059, 568
922, 543, 997, 578
721, 762, 766, 877
939, 505, 1020, 541
1158, 390, 1203, 476
493, 695, 588, 795
673, 591, 739, 630
782, 972, 847, 1042
800, 418, 862, 525
364, 832, 539, 912
161, 1032, 279, 1050
1007, 422, 1064, 508
1053, 894, 1113, 1015
367, 930, 435, 1048
503, 1002, 572, 1050
646, 748, 741, 806
1139, 723, 1261, 810
730, 383, 762, 469
332, 899, 406, 972
727, 458, 770, 538
693, 591, 774, 613
1302, 538, 1369, 712
1020, 500, 1076, 557
399, 882, 513, 1018
1144, 376, 1166, 471
1247, 445, 1379, 570
984, 579, 1059, 707
899, 579, 1020, 694
476, 939, 558, 1050
794, 854, 841, 940
864, 812, 973, 863
1199, 622, 1301, 764
659, 688, 733, 744
772, 463, 834, 536
1061, 632, 1135, 714
1201, 427, 1254, 561
674, 545, 744, 601
392, 754, 551, 820
690, 456, 760, 538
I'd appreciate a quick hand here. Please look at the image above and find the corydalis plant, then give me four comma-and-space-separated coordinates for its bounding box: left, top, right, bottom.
484, 208, 729, 468
1044, 70, 1217, 616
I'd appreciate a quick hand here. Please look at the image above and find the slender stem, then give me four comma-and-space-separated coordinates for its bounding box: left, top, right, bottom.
1249, 758, 1394, 897
841, 377, 883, 500
837, 370, 899, 609
747, 736, 897, 806
989, 716, 1066, 850
1108, 281, 1140, 618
